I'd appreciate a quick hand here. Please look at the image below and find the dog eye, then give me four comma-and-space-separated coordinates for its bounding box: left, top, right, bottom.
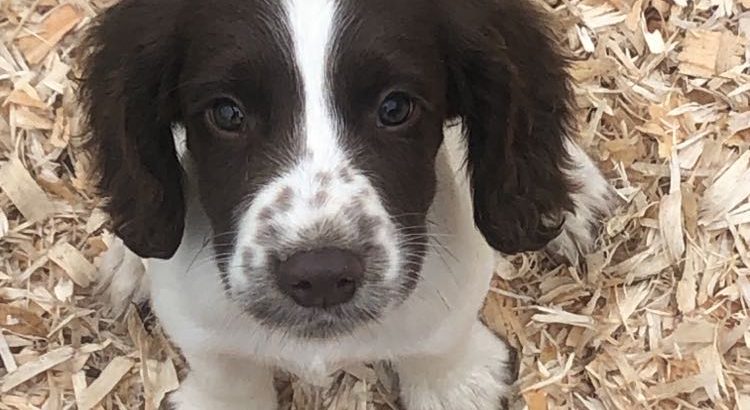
209, 99, 245, 132
378, 92, 414, 127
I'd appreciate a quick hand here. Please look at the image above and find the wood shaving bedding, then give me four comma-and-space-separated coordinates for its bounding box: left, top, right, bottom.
1, 0, 749, 408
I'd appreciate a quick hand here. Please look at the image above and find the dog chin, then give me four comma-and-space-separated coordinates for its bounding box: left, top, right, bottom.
237, 291, 393, 339
249, 305, 379, 339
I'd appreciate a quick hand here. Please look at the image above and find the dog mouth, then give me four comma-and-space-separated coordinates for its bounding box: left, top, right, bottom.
236, 277, 398, 339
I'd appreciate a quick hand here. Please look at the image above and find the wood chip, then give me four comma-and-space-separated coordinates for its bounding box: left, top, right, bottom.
700, 150, 750, 224
739, 395, 750, 410
143, 358, 180, 410
676, 246, 698, 314
646, 373, 717, 400
532, 307, 595, 328
0, 332, 17, 373
0, 210, 8, 239
677, 30, 745, 77
2, 0, 750, 409
659, 149, 685, 263
522, 354, 576, 393
16, 4, 84, 65
0, 157, 56, 223
76, 356, 134, 410
48, 242, 97, 288
523, 390, 549, 410
0, 304, 45, 337
3, 89, 47, 109
12, 107, 54, 130
695, 345, 725, 401
1, 346, 75, 393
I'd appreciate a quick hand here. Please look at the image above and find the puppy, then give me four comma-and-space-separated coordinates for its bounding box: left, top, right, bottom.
80, 0, 615, 408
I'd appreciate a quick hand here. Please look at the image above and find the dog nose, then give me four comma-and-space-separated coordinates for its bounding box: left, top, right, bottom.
276, 248, 364, 308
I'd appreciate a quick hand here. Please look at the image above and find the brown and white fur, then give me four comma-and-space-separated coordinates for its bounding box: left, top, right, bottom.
80, 0, 616, 408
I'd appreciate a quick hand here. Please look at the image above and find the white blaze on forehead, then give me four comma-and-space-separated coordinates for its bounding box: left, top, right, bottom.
284, 0, 342, 164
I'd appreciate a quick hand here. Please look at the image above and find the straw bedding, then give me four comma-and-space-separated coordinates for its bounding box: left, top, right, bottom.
1, 0, 749, 408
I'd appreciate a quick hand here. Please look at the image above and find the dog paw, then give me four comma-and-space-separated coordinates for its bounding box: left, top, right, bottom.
166, 360, 278, 410
167, 381, 278, 410
546, 139, 618, 265
396, 323, 518, 410
94, 234, 150, 318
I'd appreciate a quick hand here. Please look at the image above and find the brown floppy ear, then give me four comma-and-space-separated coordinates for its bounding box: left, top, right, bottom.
442, 0, 576, 254
79, 0, 184, 259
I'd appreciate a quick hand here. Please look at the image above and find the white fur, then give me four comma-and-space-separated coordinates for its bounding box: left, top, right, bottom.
546, 138, 617, 265
168, 355, 278, 409
95, 235, 149, 318
396, 321, 514, 410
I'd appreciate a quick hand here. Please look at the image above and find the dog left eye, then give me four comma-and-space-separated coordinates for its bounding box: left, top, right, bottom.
209, 99, 245, 132
377, 92, 414, 128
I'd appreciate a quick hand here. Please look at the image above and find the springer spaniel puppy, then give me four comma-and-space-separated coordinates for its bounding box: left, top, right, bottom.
80, 0, 615, 408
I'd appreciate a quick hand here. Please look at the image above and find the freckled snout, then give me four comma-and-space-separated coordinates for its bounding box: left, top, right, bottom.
276, 248, 365, 308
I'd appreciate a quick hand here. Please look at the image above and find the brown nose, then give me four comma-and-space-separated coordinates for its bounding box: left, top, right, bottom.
276, 248, 364, 308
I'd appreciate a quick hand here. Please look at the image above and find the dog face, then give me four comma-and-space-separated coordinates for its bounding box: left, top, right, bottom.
81, 0, 575, 338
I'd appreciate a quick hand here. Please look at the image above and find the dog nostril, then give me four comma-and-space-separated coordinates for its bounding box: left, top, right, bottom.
276, 248, 364, 308
292, 280, 313, 291
337, 278, 355, 289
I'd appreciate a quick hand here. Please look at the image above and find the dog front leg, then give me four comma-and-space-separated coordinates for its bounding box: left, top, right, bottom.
395, 319, 518, 410
168, 354, 278, 410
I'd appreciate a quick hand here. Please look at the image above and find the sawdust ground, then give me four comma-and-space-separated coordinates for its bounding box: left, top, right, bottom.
1, 0, 750, 409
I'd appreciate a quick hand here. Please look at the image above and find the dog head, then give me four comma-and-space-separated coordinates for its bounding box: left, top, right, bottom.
80, 0, 575, 338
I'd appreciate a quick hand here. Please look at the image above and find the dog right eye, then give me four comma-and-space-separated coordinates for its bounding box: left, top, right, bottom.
377, 91, 414, 128
208, 99, 246, 133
